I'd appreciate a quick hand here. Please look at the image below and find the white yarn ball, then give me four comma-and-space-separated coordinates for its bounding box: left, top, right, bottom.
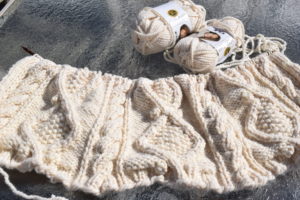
132, 0, 206, 55
173, 34, 218, 74
171, 17, 245, 74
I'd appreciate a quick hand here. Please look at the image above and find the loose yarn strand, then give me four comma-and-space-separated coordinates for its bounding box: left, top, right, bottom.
217, 34, 287, 70
163, 49, 178, 64
0, 167, 68, 200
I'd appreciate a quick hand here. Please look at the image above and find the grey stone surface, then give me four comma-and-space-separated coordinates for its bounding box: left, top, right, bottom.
0, 0, 300, 199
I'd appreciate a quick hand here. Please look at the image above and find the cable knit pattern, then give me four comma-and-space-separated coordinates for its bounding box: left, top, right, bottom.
1, 53, 300, 197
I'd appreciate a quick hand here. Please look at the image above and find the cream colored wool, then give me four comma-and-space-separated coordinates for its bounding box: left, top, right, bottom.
166, 17, 245, 74
1, 52, 300, 199
131, 0, 206, 55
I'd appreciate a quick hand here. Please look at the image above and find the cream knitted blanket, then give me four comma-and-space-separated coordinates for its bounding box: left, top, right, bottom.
1, 52, 300, 199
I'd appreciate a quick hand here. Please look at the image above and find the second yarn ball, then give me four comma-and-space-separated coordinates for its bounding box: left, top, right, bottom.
170, 17, 245, 74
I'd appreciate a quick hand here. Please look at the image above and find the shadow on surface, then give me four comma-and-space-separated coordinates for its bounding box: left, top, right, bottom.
1, 167, 300, 200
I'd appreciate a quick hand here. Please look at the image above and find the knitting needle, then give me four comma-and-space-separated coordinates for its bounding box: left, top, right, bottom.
21, 46, 35, 55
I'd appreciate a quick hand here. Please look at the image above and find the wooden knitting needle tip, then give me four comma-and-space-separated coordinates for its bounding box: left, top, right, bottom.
21, 46, 35, 55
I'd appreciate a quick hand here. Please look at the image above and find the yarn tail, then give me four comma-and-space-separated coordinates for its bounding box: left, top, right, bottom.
0, 167, 68, 200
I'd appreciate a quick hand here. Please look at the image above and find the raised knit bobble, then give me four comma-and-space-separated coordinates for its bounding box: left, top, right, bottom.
131, 0, 206, 55
169, 16, 245, 74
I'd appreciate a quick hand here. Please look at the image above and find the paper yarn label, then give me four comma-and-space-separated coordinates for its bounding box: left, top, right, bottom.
153, 1, 192, 40
200, 26, 236, 64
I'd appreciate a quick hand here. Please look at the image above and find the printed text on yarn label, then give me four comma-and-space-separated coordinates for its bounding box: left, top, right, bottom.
153, 1, 192, 40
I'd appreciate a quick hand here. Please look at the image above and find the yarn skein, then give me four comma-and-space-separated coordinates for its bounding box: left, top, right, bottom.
132, 0, 206, 55
165, 16, 245, 74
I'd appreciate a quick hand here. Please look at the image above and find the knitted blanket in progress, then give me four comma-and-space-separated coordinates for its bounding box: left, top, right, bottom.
1, 52, 300, 198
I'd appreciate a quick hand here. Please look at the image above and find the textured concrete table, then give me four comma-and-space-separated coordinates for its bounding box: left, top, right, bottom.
0, 0, 300, 199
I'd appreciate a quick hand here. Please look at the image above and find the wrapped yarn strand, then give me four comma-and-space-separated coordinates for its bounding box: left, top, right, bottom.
132, 0, 206, 55
220, 34, 287, 69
